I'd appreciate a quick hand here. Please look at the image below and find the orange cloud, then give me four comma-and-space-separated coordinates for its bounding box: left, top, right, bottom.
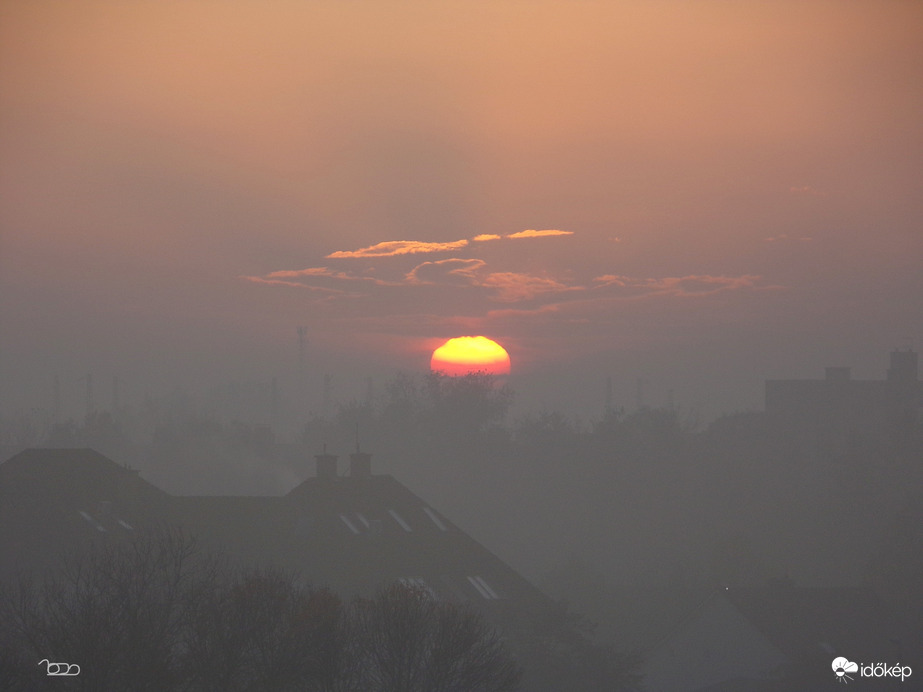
481, 272, 576, 302
506, 229, 574, 239
326, 239, 469, 258
238, 275, 345, 292
264, 266, 400, 286
405, 258, 486, 285
593, 274, 766, 298
765, 234, 813, 242
472, 234, 502, 242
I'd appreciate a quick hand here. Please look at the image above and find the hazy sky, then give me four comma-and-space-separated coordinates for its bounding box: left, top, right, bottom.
2, 1, 921, 422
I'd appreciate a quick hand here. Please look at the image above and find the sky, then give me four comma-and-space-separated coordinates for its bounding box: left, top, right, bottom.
1, 0, 921, 424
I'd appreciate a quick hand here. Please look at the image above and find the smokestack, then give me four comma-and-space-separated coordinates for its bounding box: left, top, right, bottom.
315, 446, 338, 480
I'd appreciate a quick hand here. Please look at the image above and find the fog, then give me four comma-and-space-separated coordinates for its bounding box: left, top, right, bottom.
2, 1, 922, 688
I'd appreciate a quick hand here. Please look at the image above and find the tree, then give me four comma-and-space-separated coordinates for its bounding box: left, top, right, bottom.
346, 583, 521, 692
183, 570, 345, 692
1, 539, 521, 691
0, 526, 217, 691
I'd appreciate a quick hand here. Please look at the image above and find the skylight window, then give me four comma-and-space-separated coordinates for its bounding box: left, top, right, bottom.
388, 509, 412, 532
339, 514, 360, 534
78, 510, 106, 532
423, 507, 447, 531
467, 575, 500, 599
117, 518, 134, 530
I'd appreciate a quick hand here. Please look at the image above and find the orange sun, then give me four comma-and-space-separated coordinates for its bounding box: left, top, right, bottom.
431, 336, 511, 377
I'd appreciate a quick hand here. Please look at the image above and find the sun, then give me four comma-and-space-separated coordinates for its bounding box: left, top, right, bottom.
431, 336, 511, 377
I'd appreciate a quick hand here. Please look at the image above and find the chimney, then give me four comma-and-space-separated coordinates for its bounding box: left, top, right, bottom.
350, 451, 371, 478
315, 447, 338, 480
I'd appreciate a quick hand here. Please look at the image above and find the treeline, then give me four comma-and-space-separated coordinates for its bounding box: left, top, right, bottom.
0, 527, 521, 692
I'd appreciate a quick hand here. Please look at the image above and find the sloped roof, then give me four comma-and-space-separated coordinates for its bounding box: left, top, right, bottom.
0, 449, 550, 616
0, 449, 165, 580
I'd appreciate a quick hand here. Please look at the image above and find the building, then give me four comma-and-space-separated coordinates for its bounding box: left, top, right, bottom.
765, 348, 922, 454
0, 447, 616, 691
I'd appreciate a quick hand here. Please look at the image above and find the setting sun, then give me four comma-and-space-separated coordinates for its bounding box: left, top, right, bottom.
431, 336, 511, 377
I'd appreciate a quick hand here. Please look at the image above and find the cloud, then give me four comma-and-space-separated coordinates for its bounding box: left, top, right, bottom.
481, 272, 577, 302
405, 258, 486, 285
506, 229, 574, 239
238, 275, 345, 293
765, 234, 812, 242
325, 229, 574, 259
326, 239, 469, 258
265, 266, 400, 286
593, 273, 767, 298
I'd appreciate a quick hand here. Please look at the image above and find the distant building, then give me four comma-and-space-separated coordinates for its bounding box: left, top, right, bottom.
765, 348, 922, 454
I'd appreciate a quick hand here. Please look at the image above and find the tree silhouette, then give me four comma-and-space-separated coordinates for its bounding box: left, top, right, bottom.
346, 582, 521, 692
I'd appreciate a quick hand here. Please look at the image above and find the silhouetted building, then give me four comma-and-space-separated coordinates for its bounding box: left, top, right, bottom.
0, 448, 586, 690
765, 348, 922, 454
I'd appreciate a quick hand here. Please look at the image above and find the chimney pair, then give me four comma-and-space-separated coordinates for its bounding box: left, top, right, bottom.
314, 449, 371, 479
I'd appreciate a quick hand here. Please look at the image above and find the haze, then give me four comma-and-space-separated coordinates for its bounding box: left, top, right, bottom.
2, 0, 920, 422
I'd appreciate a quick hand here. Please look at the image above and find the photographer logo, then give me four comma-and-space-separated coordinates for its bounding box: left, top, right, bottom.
38, 659, 80, 676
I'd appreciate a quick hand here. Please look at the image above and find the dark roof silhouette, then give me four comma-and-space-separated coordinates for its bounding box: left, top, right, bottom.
0, 448, 550, 614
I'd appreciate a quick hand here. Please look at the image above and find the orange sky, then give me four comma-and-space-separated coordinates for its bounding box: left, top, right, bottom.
1, 1, 921, 419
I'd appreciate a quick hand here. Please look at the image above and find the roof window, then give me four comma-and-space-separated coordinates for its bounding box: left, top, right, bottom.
388, 509, 412, 532
423, 507, 447, 531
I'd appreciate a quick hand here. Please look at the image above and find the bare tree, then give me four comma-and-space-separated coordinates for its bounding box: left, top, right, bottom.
0, 526, 217, 691
182, 570, 345, 692
2, 539, 520, 691
346, 583, 521, 692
